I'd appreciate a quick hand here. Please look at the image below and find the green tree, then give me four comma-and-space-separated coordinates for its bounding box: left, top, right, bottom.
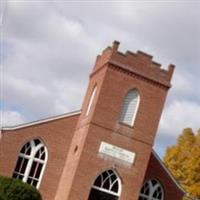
164, 128, 200, 200
0, 176, 42, 200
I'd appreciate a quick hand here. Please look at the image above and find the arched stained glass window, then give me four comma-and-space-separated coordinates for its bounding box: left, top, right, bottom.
139, 179, 164, 200
12, 139, 47, 188
119, 89, 140, 126
88, 169, 121, 200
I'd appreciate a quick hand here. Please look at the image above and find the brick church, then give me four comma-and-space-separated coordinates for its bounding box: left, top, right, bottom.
0, 41, 185, 200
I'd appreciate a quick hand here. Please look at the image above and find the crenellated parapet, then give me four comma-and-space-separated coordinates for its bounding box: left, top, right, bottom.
92, 41, 175, 89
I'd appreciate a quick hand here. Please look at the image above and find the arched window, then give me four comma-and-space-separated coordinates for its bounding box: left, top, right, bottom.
139, 179, 164, 200
86, 86, 97, 116
119, 89, 140, 126
88, 169, 121, 200
12, 139, 47, 188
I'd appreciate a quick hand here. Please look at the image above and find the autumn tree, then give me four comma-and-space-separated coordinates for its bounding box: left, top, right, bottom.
164, 128, 200, 200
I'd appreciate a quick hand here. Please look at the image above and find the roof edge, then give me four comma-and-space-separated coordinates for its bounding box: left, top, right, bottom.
152, 150, 186, 194
1, 110, 81, 131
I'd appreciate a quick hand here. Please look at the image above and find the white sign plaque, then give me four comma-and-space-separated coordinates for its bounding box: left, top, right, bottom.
99, 142, 136, 164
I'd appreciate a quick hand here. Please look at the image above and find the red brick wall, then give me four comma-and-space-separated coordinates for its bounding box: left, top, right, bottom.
67, 124, 152, 200
0, 114, 79, 200
54, 66, 108, 200
55, 42, 175, 200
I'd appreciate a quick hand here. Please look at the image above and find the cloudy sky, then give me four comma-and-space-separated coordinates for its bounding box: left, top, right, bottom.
0, 0, 200, 157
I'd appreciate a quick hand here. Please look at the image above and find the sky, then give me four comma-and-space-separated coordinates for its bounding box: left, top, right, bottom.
0, 0, 200, 157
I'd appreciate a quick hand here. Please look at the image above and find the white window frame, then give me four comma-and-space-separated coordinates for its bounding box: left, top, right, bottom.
91, 169, 122, 197
13, 139, 48, 189
139, 179, 164, 200
119, 89, 140, 126
86, 86, 97, 116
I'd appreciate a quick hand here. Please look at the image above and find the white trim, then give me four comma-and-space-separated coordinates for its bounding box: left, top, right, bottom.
152, 150, 185, 193
91, 169, 122, 197
1, 110, 81, 131
86, 86, 97, 116
23, 140, 35, 183
13, 139, 48, 189
119, 89, 140, 127
92, 186, 119, 197
37, 145, 48, 188
139, 179, 164, 200
131, 92, 140, 126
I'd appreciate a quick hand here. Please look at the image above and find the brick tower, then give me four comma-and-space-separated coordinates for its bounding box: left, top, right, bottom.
55, 41, 175, 200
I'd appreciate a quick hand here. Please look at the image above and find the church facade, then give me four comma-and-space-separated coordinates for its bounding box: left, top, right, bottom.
0, 41, 185, 200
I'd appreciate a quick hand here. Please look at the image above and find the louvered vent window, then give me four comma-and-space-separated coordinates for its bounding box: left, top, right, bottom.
86, 86, 97, 116
119, 89, 140, 126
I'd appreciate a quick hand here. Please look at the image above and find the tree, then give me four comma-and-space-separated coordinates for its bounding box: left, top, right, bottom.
164, 128, 200, 200
0, 176, 42, 200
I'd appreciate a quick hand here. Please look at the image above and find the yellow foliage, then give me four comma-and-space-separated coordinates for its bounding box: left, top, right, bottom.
164, 128, 200, 200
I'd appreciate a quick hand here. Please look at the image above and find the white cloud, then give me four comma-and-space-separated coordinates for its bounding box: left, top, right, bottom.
155, 100, 200, 156
169, 71, 200, 104
0, 110, 25, 127
1, 1, 200, 157
160, 100, 200, 137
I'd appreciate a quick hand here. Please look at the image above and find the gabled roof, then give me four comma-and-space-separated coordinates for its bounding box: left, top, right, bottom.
1, 110, 81, 131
